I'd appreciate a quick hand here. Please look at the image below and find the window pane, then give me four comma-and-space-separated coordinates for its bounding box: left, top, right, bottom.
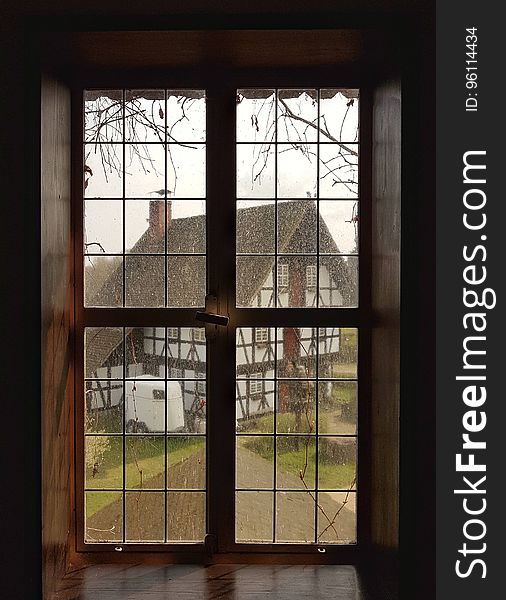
319, 144, 358, 198
319, 328, 358, 378
167, 492, 206, 542
84, 256, 123, 307
85, 491, 123, 543
85, 381, 123, 434
276, 382, 316, 434
237, 200, 275, 254
276, 492, 314, 543
167, 90, 206, 142
277, 256, 317, 308
85, 436, 123, 490
236, 256, 274, 307
277, 144, 317, 198
168, 144, 206, 198
125, 89, 165, 143
84, 90, 123, 143
84, 200, 123, 254
167, 436, 206, 489
237, 89, 276, 142
84, 144, 123, 198
125, 492, 165, 542
85, 327, 124, 378
125, 436, 165, 489
319, 200, 359, 255
276, 327, 317, 378
319, 89, 359, 143
125, 256, 165, 307
236, 491, 274, 543
318, 437, 357, 491
236, 379, 275, 433
277, 89, 318, 143
317, 491, 357, 544
167, 256, 206, 307
237, 144, 275, 198
277, 200, 316, 254
126, 327, 166, 379
276, 436, 316, 490
126, 200, 164, 253
319, 256, 358, 308
318, 381, 357, 435
236, 436, 274, 489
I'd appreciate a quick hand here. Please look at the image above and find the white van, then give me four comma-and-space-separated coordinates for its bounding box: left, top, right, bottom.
124, 376, 185, 433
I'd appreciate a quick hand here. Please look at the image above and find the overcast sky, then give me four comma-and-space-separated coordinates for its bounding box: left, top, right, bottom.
84, 91, 359, 256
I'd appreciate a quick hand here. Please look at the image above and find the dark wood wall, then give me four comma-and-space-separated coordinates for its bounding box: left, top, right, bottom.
40, 73, 73, 600
370, 79, 401, 552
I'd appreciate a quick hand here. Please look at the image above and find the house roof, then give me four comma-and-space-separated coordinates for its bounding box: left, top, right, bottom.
86, 200, 357, 374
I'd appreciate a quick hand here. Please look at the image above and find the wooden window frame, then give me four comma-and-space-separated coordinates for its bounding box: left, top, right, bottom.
72, 64, 372, 563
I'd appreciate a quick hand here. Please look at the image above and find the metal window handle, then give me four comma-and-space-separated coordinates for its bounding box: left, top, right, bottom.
195, 294, 229, 329
195, 311, 229, 326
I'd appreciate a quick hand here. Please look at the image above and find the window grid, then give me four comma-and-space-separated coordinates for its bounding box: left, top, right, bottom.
235, 327, 358, 545
236, 88, 359, 309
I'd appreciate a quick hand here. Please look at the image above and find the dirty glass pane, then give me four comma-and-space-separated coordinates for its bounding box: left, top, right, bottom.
277, 89, 318, 143
317, 491, 357, 544
85, 491, 123, 542
237, 201, 275, 254
84, 436, 123, 490
277, 143, 317, 198
237, 144, 275, 198
276, 256, 317, 308
318, 256, 358, 308
84, 90, 123, 143
276, 381, 316, 434
167, 201, 206, 254
84, 200, 123, 254
85, 381, 123, 434
125, 143, 165, 198
318, 381, 357, 435
236, 491, 273, 543
126, 327, 166, 380
167, 256, 206, 307
276, 327, 317, 378
125, 200, 164, 253
236, 327, 275, 378
319, 200, 359, 254
237, 89, 276, 142
276, 436, 316, 490
236, 379, 275, 433
167, 492, 206, 541
124, 380, 165, 433
84, 255, 123, 307
277, 200, 316, 254
236, 257, 275, 307
276, 492, 314, 542
319, 89, 359, 143
85, 327, 124, 378
84, 144, 123, 198
125, 492, 165, 542
167, 436, 206, 489
319, 144, 359, 198
125, 89, 165, 143
318, 437, 357, 491
167, 327, 207, 380
125, 256, 165, 307
174, 380, 206, 433
167, 144, 206, 198
125, 437, 165, 489
236, 436, 274, 489
319, 328, 358, 379
167, 90, 206, 142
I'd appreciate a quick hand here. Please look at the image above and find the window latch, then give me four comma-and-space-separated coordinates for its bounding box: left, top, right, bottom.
195, 294, 229, 326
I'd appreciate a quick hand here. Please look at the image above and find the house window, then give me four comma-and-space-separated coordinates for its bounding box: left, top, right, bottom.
306, 265, 317, 289
248, 375, 263, 395
78, 82, 363, 553
192, 327, 206, 343
277, 263, 289, 288
254, 327, 269, 345
167, 328, 178, 340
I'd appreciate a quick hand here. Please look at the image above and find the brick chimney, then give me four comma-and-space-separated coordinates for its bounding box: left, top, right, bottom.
148, 200, 172, 238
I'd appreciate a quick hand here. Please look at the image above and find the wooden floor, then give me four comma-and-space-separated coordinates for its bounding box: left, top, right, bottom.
53, 564, 382, 599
